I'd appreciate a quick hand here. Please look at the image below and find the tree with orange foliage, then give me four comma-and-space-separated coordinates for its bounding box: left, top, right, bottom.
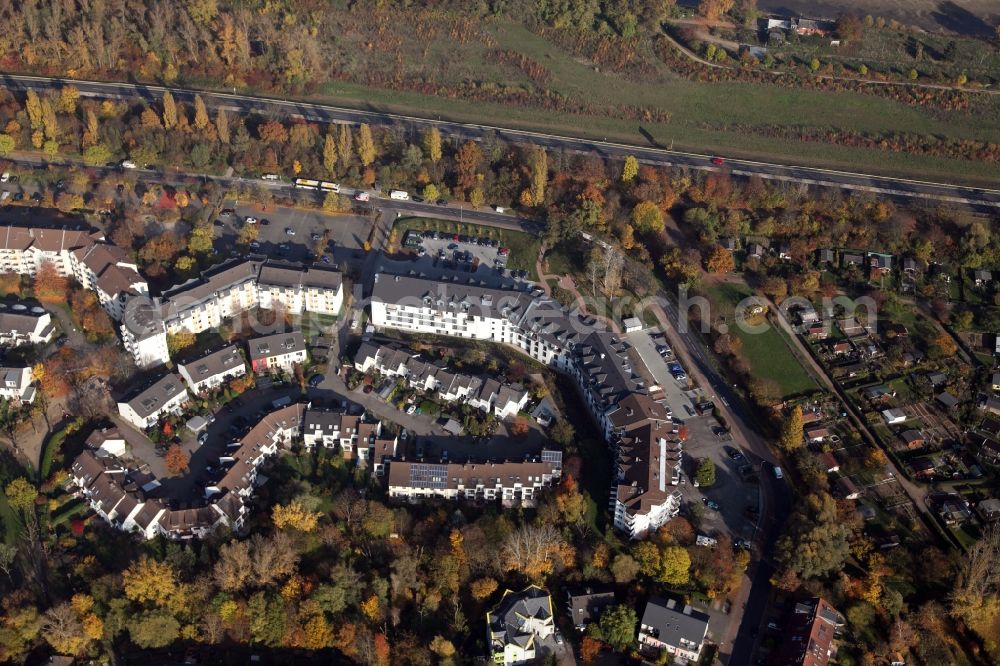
373, 633, 390, 666
164, 444, 188, 475
33, 260, 68, 304
580, 636, 603, 663
0, 272, 21, 297
555, 475, 587, 526
699, 0, 734, 20
705, 246, 735, 274
471, 577, 498, 600
454, 141, 484, 191
510, 416, 530, 438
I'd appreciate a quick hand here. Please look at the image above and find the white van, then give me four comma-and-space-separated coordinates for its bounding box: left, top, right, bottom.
493, 205, 505, 213
389, 190, 409, 201
120, 160, 137, 169
261, 173, 279, 181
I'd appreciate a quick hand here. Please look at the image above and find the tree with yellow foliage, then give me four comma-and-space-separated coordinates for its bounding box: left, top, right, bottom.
123, 556, 179, 607
356, 123, 376, 167
360, 595, 380, 621
272, 500, 321, 532
470, 577, 498, 601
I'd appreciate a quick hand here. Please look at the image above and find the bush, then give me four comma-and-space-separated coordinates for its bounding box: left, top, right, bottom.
695, 458, 716, 487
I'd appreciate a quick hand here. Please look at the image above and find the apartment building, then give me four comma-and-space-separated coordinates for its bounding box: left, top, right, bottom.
116, 373, 190, 430
301, 409, 398, 468
387, 450, 562, 505
0, 224, 97, 276
247, 330, 307, 374
258, 263, 344, 316
0, 366, 35, 404
120, 297, 171, 369
369, 273, 683, 539
0, 301, 54, 347
638, 597, 711, 662
177, 345, 247, 395
69, 242, 149, 320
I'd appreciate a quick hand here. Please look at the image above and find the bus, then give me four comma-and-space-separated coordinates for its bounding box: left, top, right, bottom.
319, 181, 340, 193
294, 178, 320, 190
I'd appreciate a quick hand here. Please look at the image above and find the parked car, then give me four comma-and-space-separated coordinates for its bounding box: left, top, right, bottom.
244, 216, 257, 224
285, 227, 295, 236
308, 374, 324, 387
198, 432, 209, 445
406, 405, 416, 415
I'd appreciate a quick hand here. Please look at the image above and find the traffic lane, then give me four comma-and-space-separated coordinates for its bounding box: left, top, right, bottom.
7, 75, 995, 204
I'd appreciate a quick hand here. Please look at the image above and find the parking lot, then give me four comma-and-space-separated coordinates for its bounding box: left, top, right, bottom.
403, 229, 530, 280
216, 203, 375, 266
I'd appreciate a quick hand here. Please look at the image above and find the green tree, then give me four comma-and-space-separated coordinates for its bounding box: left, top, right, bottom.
423, 184, 440, 201
42, 140, 59, 158
128, 611, 179, 649
632, 201, 665, 234
695, 458, 716, 487
187, 225, 214, 255
193, 94, 210, 131
469, 187, 485, 209
775, 492, 851, 579
809, 58, 821, 72
423, 127, 442, 163
778, 405, 804, 453
356, 123, 376, 167
0, 134, 15, 156
659, 546, 691, 585
621, 155, 639, 182
82, 144, 112, 167
598, 605, 637, 652
162, 91, 177, 129
550, 420, 574, 446
322, 133, 338, 177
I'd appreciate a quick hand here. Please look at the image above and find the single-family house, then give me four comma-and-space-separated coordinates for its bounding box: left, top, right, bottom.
974, 269, 992, 287
910, 457, 937, 480
936, 392, 961, 411
937, 496, 972, 525
820, 452, 840, 474
486, 586, 554, 666
978, 439, 1000, 465
805, 425, 830, 443
900, 429, 926, 450
638, 597, 710, 662
566, 586, 615, 632
0, 366, 35, 404
834, 476, 861, 500
817, 248, 835, 264
841, 252, 864, 269
85, 427, 127, 457
868, 252, 892, 276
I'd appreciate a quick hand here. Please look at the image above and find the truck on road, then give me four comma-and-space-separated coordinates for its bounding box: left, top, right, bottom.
389, 190, 409, 200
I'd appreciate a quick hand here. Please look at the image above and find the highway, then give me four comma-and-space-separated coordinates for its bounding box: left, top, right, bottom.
1, 73, 999, 210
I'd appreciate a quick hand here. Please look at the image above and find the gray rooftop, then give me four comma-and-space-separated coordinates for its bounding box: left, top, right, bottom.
640, 597, 710, 650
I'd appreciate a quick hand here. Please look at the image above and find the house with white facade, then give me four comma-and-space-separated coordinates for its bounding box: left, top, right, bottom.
0, 366, 35, 404
0, 301, 54, 347
120, 297, 170, 369
117, 373, 190, 430
487, 586, 555, 665
177, 345, 247, 395
0, 224, 98, 277
247, 330, 307, 374
69, 242, 149, 320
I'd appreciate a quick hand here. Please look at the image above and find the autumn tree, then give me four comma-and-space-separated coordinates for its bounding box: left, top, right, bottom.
41, 99, 58, 142
775, 491, 852, 579
322, 133, 338, 177
193, 94, 210, 131
82, 109, 99, 147
356, 123, 376, 167
521, 146, 547, 206
510, 416, 530, 438
610, 554, 640, 583
25, 89, 43, 130
215, 108, 230, 144
123, 556, 179, 607
164, 444, 189, 475
455, 141, 484, 191
632, 201, 665, 234
273, 500, 321, 532
162, 91, 177, 129
500, 524, 564, 579
580, 636, 603, 662
778, 405, 804, 453
554, 475, 587, 526
699, 0, 734, 19
32, 261, 68, 305
705, 246, 735, 273
423, 127, 442, 163
470, 577, 499, 600
337, 124, 353, 171
42, 604, 88, 656
621, 155, 639, 182
5, 477, 37, 515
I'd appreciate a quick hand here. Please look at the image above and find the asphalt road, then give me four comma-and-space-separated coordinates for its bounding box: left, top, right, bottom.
1, 74, 998, 210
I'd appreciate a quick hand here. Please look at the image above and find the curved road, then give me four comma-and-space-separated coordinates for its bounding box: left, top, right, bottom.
1, 73, 999, 210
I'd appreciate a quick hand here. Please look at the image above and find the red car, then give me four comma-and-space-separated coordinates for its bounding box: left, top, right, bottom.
710, 157, 725, 166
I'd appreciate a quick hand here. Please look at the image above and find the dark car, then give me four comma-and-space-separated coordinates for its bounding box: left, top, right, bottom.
116, 183, 126, 193
31, 192, 41, 201
221, 208, 235, 215
436, 199, 447, 206
308, 374, 324, 387
261, 219, 270, 226
411, 196, 424, 203
11, 192, 23, 201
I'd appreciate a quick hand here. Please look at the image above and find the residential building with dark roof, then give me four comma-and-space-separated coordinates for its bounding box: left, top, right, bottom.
116, 373, 190, 430
177, 345, 247, 395
566, 585, 615, 631
247, 330, 307, 374
0, 300, 54, 347
487, 586, 554, 665
638, 597, 710, 662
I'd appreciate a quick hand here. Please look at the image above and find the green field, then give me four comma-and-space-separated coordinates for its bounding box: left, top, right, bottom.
706, 281, 819, 398
392, 216, 542, 280
310, 21, 1000, 185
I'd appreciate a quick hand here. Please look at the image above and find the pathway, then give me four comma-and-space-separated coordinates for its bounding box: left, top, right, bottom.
535, 245, 624, 336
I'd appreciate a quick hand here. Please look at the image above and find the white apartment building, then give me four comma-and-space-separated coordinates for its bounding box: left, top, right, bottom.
0, 366, 35, 404
369, 273, 682, 539
120, 297, 171, 369
247, 330, 307, 374
69, 243, 149, 320
177, 345, 247, 395
0, 302, 54, 347
0, 224, 97, 276
117, 373, 190, 430
258, 263, 344, 316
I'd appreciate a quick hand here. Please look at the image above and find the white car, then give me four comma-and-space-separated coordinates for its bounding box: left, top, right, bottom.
120, 160, 137, 169
773, 466, 783, 480
244, 217, 257, 224
285, 228, 295, 236
354, 192, 370, 202
261, 173, 279, 180
406, 405, 416, 415
0, 173, 9, 183
0, 192, 9, 202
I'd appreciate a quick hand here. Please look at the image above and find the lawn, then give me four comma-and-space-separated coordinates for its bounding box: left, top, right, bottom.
706, 281, 819, 398
309, 21, 1000, 185
392, 217, 542, 280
